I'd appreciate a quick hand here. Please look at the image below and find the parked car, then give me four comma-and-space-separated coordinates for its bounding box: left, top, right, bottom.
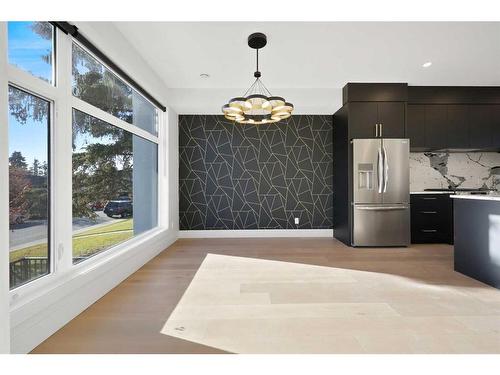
9, 212, 25, 226
103, 199, 133, 218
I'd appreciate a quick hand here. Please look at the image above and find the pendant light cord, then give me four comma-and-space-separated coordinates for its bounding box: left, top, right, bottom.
256, 49, 259, 72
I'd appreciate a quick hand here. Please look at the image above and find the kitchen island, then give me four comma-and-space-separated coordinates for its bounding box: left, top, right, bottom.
452, 194, 500, 288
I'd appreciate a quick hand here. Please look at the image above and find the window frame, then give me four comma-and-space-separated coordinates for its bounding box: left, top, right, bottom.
3, 23, 166, 298
7, 83, 53, 289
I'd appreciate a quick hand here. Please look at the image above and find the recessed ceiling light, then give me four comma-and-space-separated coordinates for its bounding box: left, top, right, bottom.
422, 61, 432, 68
200, 73, 210, 78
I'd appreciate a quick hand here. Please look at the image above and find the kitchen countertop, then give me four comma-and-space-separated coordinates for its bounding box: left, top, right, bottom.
410, 191, 455, 194
451, 194, 500, 202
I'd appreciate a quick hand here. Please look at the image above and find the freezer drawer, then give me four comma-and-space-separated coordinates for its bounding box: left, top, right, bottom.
352, 204, 410, 247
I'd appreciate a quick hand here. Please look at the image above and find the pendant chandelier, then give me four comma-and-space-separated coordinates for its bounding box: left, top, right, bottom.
222, 32, 294, 125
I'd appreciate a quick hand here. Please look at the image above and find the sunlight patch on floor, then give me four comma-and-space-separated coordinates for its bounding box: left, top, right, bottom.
161, 253, 500, 354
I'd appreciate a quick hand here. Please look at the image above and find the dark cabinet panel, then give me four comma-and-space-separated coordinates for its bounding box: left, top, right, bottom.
447, 105, 469, 148
410, 194, 453, 244
406, 104, 470, 150
378, 102, 405, 138
406, 105, 425, 149
489, 105, 500, 148
343, 83, 407, 104
348, 102, 378, 138
468, 105, 493, 149
425, 105, 448, 150
348, 102, 405, 139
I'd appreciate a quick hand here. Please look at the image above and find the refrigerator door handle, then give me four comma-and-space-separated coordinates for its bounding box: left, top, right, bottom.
355, 205, 408, 211
377, 147, 384, 193
383, 146, 389, 193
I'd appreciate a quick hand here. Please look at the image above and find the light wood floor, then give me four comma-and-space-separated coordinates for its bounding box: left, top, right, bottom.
32, 238, 500, 354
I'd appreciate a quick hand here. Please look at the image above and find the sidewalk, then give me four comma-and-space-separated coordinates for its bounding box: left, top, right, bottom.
9, 218, 127, 252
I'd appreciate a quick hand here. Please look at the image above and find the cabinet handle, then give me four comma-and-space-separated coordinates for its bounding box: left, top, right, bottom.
375, 123, 378, 137
380, 123, 383, 137
420, 211, 437, 214
422, 197, 437, 200
421, 229, 438, 233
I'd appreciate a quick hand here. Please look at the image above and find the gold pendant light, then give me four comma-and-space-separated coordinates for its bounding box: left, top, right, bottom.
222, 33, 294, 125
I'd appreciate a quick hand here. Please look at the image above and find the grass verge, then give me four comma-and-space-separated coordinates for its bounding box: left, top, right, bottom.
10, 219, 134, 262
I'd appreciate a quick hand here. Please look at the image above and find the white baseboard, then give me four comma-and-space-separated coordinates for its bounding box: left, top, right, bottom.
10, 230, 178, 354
179, 229, 333, 238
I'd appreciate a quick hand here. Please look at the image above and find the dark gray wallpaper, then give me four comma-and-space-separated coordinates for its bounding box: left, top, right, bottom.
179, 115, 333, 230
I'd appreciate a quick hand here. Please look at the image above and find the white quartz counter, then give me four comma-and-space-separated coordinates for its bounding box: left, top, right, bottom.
451, 194, 500, 202
410, 191, 455, 195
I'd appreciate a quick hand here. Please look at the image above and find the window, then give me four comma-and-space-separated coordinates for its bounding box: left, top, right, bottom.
8, 86, 50, 289
72, 43, 158, 135
8, 21, 55, 84
72, 110, 158, 264
4, 22, 163, 290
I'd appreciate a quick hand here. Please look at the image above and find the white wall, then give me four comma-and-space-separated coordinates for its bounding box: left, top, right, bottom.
8, 22, 179, 353
167, 108, 180, 232
0, 21, 11, 354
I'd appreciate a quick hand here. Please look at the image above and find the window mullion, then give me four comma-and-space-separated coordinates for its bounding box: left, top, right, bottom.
52, 29, 74, 274
7, 65, 58, 102
71, 96, 159, 144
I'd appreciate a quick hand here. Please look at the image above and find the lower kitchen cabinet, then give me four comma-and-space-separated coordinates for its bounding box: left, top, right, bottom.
410, 193, 453, 244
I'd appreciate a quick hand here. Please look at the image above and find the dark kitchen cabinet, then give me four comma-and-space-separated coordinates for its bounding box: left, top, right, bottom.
411, 194, 453, 244
468, 105, 493, 149
447, 105, 469, 148
378, 102, 406, 138
425, 105, 448, 150
406, 105, 425, 149
492, 106, 500, 148
348, 101, 405, 139
407, 104, 470, 151
349, 102, 378, 138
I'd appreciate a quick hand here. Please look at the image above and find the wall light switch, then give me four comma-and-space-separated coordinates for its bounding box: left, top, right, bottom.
294, 217, 300, 225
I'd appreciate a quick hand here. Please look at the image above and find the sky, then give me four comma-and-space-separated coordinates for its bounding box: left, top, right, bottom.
6, 22, 147, 168
7, 22, 52, 165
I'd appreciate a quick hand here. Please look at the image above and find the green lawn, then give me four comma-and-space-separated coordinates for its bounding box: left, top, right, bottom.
10, 219, 134, 263
73, 218, 133, 237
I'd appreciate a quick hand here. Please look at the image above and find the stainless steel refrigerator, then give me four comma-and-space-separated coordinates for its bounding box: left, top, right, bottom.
351, 138, 410, 247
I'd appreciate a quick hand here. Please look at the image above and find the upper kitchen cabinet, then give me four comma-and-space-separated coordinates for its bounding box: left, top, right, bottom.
467, 104, 500, 149
343, 83, 407, 139
406, 104, 449, 151
447, 105, 469, 149
406, 105, 425, 149
407, 86, 500, 151
377, 102, 406, 138
468, 105, 493, 149
491, 106, 500, 148
424, 105, 448, 150
348, 102, 379, 138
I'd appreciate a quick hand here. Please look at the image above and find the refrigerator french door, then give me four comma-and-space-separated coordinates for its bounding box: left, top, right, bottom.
352, 138, 410, 247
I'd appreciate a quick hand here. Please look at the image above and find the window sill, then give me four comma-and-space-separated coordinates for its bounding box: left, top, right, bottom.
9, 225, 177, 353
9, 225, 169, 311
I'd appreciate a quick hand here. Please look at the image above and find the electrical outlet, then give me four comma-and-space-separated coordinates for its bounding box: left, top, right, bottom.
294, 217, 300, 225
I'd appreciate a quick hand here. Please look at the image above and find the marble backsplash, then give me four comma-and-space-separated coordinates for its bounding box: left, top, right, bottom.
409, 152, 500, 192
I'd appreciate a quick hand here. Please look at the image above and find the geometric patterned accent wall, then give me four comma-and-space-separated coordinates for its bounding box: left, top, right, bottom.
179, 115, 333, 230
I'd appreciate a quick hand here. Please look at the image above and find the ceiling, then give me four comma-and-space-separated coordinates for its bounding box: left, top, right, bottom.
113, 22, 500, 114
